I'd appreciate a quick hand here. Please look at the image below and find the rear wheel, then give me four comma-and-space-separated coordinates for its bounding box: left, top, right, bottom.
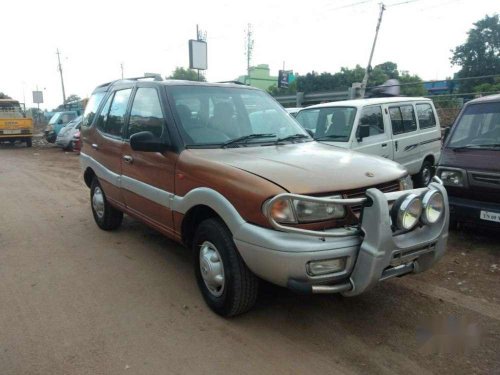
26, 138, 32, 148
415, 160, 433, 187
193, 218, 258, 317
90, 177, 123, 230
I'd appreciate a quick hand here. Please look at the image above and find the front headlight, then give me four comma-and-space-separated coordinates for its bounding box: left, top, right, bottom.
266, 195, 346, 224
439, 170, 464, 187
399, 175, 413, 190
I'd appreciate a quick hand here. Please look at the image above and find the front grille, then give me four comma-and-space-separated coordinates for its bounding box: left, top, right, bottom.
471, 172, 500, 186
344, 180, 401, 218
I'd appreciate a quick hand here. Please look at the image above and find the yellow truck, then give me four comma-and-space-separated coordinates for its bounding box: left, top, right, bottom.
0, 99, 33, 147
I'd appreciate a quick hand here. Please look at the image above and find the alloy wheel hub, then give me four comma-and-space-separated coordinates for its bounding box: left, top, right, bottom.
92, 187, 105, 219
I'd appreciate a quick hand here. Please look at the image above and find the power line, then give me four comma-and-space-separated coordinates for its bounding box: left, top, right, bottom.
328, 0, 374, 11
386, 0, 422, 7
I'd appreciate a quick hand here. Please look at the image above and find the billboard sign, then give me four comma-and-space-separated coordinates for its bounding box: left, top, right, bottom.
32, 91, 44, 104
278, 70, 294, 88
189, 40, 208, 70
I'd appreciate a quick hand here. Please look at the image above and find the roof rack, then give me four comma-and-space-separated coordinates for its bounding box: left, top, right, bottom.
216, 80, 248, 85
125, 74, 163, 81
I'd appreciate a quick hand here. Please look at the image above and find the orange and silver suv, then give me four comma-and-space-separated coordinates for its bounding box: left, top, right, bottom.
80, 77, 449, 316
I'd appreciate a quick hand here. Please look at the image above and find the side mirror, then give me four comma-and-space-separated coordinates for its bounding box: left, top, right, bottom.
130, 131, 170, 153
57, 119, 64, 125
356, 124, 370, 142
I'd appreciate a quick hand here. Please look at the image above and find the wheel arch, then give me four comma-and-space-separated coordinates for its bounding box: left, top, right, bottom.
174, 188, 247, 248
84, 167, 96, 188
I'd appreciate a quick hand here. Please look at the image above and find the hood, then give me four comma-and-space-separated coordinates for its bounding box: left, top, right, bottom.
189, 142, 406, 194
440, 147, 500, 173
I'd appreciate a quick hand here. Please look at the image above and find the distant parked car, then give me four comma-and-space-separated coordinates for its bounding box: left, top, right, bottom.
72, 129, 82, 155
45, 111, 78, 143
295, 97, 442, 187
56, 115, 82, 150
436, 94, 500, 228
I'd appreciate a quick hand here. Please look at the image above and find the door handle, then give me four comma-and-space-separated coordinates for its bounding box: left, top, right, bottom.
123, 155, 134, 164
394, 140, 398, 151
381, 143, 387, 148
91, 143, 99, 150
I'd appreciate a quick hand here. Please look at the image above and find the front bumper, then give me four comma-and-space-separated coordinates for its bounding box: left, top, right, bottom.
234, 181, 449, 295
449, 195, 500, 228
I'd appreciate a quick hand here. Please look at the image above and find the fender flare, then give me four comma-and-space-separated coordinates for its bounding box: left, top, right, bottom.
172, 188, 247, 235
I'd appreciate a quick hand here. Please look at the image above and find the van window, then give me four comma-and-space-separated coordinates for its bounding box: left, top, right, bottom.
128, 88, 164, 139
103, 89, 132, 137
359, 106, 384, 137
295, 107, 357, 141
96, 94, 113, 133
416, 103, 437, 129
389, 105, 417, 135
82, 92, 105, 128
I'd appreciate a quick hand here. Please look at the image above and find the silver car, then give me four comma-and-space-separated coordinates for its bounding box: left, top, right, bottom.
55, 115, 82, 150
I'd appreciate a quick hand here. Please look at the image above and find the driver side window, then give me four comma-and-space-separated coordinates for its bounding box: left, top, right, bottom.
358, 106, 384, 137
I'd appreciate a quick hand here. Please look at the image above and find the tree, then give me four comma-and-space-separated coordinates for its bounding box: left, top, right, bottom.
0, 92, 12, 99
451, 14, 500, 93
65, 94, 81, 103
168, 67, 206, 82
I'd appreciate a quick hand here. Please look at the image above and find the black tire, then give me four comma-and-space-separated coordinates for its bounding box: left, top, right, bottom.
414, 160, 433, 187
90, 177, 123, 231
193, 218, 258, 317
26, 138, 32, 148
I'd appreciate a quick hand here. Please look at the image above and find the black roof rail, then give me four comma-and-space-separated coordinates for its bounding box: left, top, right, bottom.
216, 80, 248, 85
124, 74, 163, 81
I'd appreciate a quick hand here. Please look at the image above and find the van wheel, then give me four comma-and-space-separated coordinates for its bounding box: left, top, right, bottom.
193, 218, 258, 317
90, 177, 123, 230
415, 160, 433, 187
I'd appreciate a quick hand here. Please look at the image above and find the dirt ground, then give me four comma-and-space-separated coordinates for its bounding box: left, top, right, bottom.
0, 141, 499, 375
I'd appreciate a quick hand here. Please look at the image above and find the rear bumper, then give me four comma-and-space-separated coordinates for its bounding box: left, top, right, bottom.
234, 182, 449, 295
449, 195, 500, 227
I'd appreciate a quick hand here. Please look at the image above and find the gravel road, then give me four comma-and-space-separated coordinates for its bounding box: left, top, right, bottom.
0, 144, 499, 375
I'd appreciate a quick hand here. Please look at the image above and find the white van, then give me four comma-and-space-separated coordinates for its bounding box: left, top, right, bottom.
295, 97, 442, 186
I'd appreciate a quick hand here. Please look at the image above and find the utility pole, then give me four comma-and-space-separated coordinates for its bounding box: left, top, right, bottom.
244, 24, 254, 86
360, 3, 386, 98
120, 62, 124, 79
56, 48, 67, 107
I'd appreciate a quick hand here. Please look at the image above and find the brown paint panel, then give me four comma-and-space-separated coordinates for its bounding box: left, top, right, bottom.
121, 143, 177, 229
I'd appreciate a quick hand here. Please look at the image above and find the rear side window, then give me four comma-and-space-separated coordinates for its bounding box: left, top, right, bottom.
359, 106, 384, 137
97, 89, 132, 137
127, 88, 165, 139
82, 92, 105, 128
389, 105, 417, 135
416, 103, 437, 129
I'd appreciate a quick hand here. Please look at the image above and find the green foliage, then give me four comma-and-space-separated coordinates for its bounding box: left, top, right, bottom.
451, 14, 500, 93
268, 61, 425, 96
65, 94, 81, 103
0, 92, 12, 99
168, 67, 206, 82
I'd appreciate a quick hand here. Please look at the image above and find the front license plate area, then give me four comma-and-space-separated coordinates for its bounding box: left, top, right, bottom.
3, 129, 21, 135
480, 210, 500, 223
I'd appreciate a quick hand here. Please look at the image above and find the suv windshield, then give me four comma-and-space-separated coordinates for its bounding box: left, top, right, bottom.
169, 85, 309, 147
295, 107, 357, 141
49, 112, 77, 125
448, 102, 500, 149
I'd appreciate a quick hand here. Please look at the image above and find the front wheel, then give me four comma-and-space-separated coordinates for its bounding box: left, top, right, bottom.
90, 177, 123, 230
414, 160, 433, 187
193, 218, 258, 317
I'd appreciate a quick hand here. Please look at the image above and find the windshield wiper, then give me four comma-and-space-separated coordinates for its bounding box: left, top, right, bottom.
451, 144, 500, 152
274, 133, 310, 144
314, 134, 348, 141
221, 133, 276, 148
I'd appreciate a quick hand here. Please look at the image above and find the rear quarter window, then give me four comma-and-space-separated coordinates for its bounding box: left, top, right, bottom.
82, 92, 105, 128
416, 103, 437, 129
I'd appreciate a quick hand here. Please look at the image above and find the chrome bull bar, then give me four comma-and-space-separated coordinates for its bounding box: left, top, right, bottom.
264, 177, 443, 238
